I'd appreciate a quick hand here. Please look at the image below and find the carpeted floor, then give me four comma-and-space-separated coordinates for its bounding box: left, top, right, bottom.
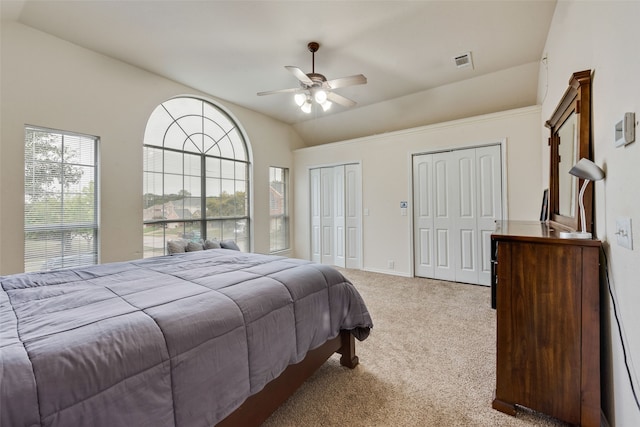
262, 268, 569, 426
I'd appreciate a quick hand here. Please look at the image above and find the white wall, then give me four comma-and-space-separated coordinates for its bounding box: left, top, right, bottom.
0, 22, 304, 275
293, 106, 542, 275
539, 2, 640, 426
294, 61, 540, 147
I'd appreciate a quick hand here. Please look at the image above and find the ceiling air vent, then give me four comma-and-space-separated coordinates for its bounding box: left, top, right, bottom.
454, 52, 473, 69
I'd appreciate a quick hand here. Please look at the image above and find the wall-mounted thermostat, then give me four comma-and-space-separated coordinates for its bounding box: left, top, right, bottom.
615, 112, 635, 147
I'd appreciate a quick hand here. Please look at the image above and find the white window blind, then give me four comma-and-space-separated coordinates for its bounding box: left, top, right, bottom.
269, 166, 289, 253
24, 126, 99, 272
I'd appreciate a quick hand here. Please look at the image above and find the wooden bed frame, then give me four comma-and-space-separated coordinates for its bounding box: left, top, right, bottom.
217, 330, 358, 426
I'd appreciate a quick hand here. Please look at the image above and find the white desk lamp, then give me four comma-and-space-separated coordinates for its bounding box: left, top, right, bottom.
559, 158, 605, 239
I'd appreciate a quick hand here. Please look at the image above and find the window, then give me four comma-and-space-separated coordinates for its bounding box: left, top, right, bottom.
143, 97, 250, 257
269, 166, 289, 252
24, 126, 99, 272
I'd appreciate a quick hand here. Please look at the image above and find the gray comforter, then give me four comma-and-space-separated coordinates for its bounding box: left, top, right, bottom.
0, 250, 372, 427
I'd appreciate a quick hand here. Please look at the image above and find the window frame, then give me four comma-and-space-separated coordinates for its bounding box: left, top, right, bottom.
24, 125, 100, 272
143, 97, 251, 256
269, 166, 290, 253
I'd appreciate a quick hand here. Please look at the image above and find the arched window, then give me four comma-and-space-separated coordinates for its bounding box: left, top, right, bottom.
143, 97, 250, 257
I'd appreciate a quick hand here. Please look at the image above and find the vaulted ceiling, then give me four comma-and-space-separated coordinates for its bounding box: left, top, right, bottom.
2, 0, 557, 145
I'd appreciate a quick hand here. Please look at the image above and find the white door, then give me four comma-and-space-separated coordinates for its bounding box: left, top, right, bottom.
476, 145, 502, 285
345, 164, 362, 269
320, 167, 334, 265
333, 165, 346, 268
433, 152, 456, 281
413, 145, 502, 285
310, 164, 362, 269
453, 148, 479, 284
413, 155, 434, 277
310, 168, 321, 263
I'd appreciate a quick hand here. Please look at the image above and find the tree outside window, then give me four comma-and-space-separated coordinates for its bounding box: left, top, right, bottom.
24, 127, 98, 272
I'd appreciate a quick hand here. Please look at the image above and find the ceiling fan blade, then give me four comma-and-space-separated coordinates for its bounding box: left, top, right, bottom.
326, 74, 367, 89
257, 87, 300, 96
327, 91, 357, 108
285, 66, 313, 85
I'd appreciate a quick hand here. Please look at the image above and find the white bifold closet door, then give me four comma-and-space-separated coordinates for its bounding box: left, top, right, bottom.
310, 164, 361, 269
413, 145, 502, 286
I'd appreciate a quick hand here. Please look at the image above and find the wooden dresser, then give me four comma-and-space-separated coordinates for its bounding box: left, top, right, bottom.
491, 220, 601, 427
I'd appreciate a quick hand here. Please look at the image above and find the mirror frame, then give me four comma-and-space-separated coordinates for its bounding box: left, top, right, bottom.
545, 70, 592, 232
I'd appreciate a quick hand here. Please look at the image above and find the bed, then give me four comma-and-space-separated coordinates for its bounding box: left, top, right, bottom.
0, 249, 373, 426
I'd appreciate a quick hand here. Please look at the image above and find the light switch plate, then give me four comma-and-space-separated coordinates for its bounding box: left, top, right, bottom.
615, 217, 633, 250
615, 112, 635, 147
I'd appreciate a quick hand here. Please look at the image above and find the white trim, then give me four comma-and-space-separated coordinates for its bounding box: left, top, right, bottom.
363, 267, 412, 278
500, 137, 509, 221
294, 105, 541, 153
406, 149, 416, 278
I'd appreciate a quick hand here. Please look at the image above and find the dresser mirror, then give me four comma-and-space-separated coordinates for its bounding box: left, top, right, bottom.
545, 70, 592, 232
556, 111, 577, 217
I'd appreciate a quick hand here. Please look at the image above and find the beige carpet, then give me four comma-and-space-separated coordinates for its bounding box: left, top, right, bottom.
262, 268, 569, 427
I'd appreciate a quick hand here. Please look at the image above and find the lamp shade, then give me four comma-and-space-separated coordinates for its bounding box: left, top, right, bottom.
294, 93, 306, 107
569, 158, 605, 181
314, 89, 328, 104
560, 158, 605, 239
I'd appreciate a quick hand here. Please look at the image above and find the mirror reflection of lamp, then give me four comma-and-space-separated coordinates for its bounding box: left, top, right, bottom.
559, 158, 605, 239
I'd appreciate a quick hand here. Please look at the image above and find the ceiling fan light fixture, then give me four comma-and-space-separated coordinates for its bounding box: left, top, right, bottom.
314, 89, 328, 104
259, 41, 366, 112
301, 99, 312, 114
294, 93, 306, 106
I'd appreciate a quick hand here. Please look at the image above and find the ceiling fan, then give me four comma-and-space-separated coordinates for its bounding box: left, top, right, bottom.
257, 42, 367, 113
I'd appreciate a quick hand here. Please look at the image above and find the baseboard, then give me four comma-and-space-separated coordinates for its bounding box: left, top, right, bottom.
362, 267, 412, 277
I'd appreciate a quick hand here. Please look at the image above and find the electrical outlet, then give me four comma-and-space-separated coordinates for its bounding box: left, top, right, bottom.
387, 260, 395, 269
615, 217, 633, 250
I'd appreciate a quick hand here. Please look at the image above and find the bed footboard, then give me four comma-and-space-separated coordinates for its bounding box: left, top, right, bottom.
216, 330, 358, 427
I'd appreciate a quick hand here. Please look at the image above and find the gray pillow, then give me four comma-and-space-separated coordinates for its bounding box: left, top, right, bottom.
204, 239, 221, 249
220, 240, 240, 251
167, 239, 188, 254
186, 241, 204, 252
